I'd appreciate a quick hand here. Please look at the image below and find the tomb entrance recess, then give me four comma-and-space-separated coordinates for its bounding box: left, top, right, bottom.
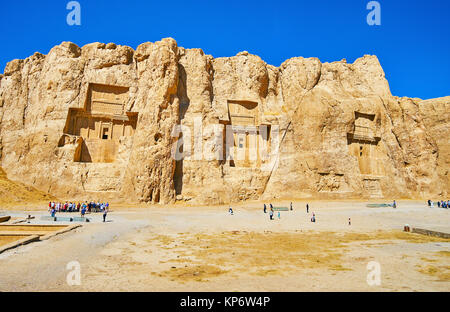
62, 83, 138, 163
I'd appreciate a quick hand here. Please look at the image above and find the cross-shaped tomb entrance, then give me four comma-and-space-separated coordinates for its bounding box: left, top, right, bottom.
60, 83, 138, 163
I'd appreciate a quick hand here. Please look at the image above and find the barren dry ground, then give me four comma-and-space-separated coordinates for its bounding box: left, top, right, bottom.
0, 200, 449, 291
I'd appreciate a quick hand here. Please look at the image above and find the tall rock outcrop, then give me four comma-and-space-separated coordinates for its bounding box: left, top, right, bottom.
0, 38, 447, 204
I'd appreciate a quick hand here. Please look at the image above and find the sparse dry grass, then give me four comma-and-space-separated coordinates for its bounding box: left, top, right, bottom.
437, 251, 450, 258
0, 235, 30, 247
417, 265, 450, 282
151, 230, 449, 282
416, 251, 450, 281
157, 265, 228, 282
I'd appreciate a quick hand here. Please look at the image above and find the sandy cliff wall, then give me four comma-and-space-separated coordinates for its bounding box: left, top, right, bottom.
0, 38, 447, 204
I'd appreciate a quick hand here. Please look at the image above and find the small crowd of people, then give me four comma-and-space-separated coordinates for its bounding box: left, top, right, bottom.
427, 199, 449, 208
260, 202, 318, 222
48, 201, 110, 222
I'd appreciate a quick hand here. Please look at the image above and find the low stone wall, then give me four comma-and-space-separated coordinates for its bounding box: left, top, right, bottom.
0, 216, 11, 223
0, 224, 82, 254
412, 227, 450, 239
0, 235, 40, 254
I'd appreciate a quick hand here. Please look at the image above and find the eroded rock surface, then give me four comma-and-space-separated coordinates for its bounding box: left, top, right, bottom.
0, 38, 447, 204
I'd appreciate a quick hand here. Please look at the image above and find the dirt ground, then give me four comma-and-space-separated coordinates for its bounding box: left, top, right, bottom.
0, 200, 449, 292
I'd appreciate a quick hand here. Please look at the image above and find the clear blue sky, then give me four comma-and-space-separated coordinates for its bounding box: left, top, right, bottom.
1, 0, 449, 99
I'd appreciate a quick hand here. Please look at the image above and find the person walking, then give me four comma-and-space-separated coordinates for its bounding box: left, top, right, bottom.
290, 202, 293, 211
269, 209, 274, 220
393, 200, 397, 209
229, 206, 233, 215
306, 203, 309, 213
103, 208, 108, 222
264, 204, 267, 213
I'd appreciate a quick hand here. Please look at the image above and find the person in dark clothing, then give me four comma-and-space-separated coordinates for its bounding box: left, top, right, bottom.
306, 203, 309, 213
103, 208, 108, 222
290, 202, 293, 211
263, 204, 267, 213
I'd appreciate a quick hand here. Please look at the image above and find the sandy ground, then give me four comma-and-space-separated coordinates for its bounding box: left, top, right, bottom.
0, 200, 449, 292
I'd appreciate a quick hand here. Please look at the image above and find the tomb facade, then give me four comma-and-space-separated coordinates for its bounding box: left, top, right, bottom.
347, 111, 384, 197
221, 100, 272, 168
62, 83, 138, 163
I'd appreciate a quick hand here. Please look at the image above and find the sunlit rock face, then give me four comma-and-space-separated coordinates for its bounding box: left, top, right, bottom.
0, 38, 448, 204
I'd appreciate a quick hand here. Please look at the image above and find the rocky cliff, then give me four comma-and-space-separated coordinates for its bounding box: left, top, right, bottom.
0, 38, 448, 204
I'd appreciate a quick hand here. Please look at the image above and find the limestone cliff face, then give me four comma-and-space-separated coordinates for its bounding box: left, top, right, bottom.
0, 38, 447, 204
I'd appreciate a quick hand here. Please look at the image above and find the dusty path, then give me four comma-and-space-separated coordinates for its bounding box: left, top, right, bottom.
0, 213, 149, 291
0, 200, 448, 291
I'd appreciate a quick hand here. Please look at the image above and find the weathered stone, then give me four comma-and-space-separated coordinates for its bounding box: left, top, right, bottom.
0, 38, 447, 204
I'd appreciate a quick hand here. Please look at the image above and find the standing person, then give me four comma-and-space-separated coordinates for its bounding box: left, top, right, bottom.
278, 211, 281, 219
437, 201, 441, 208
393, 200, 397, 209
269, 209, 273, 220
229, 206, 233, 215
311, 212, 316, 223
348, 217, 351, 226
51, 207, 56, 218
264, 204, 267, 213
48, 202, 52, 212
81, 205, 86, 218
290, 202, 293, 211
306, 203, 309, 213
103, 208, 108, 222
427, 199, 431, 207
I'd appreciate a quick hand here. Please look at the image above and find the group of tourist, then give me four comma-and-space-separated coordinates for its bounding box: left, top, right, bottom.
48, 201, 110, 222
261, 202, 318, 222
428, 199, 450, 208
48, 201, 110, 213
